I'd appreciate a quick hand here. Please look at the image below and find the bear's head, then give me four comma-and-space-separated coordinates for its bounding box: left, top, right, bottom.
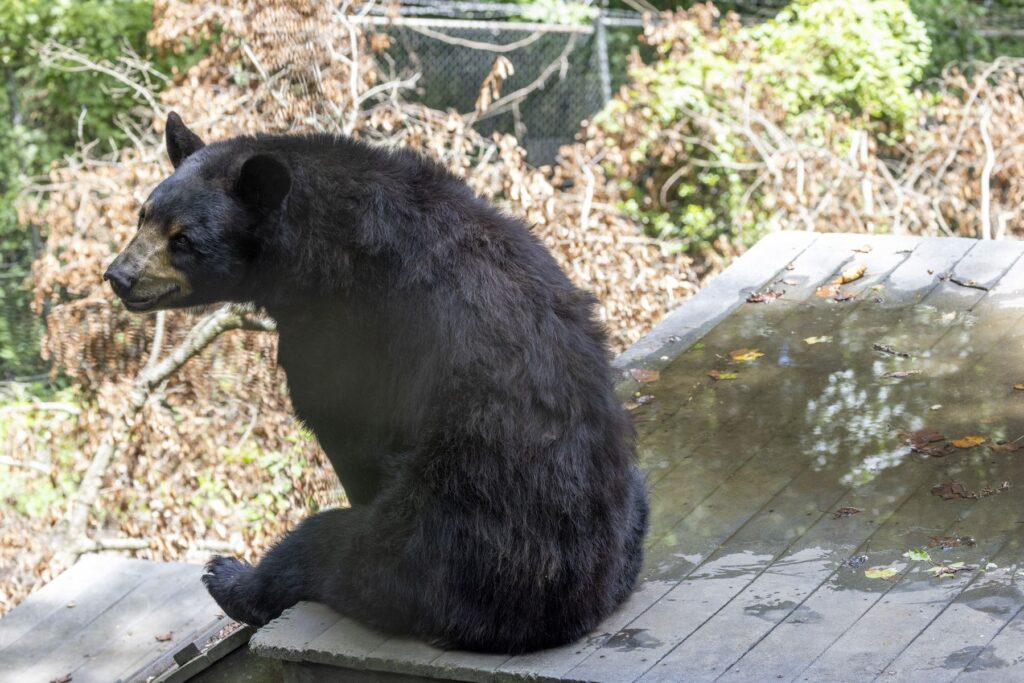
104, 113, 291, 311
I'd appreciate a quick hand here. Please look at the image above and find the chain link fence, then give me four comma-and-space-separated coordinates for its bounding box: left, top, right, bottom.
359, 1, 643, 164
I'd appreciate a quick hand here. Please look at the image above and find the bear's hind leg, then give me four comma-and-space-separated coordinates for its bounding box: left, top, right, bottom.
203, 507, 355, 627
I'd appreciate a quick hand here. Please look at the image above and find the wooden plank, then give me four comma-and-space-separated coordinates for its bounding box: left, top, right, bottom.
85, 564, 223, 682
877, 542, 1024, 682
954, 608, 1024, 681
924, 239, 1024, 311
5, 561, 189, 682
798, 482, 1022, 682
879, 237, 977, 307
0, 555, 150, 653
250, 602, 342, 662
614, 231, 816, 375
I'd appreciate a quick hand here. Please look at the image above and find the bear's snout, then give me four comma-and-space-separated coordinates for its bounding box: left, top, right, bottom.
103, 261, 136, 299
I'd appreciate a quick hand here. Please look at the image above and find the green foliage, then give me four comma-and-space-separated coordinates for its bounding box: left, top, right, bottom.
0, 1, 207, 377
757, 0, 930, 123
594, 0, 930, 252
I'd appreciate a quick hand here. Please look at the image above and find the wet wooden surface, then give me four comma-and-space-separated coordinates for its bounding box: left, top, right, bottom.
252, 232, 1024, 682
0, 555, 225, 683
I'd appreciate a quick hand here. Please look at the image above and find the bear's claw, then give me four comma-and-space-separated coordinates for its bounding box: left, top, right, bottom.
202, 556, 272, 627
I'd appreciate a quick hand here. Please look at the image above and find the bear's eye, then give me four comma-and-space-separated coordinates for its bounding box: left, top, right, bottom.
170, 233, 191, 251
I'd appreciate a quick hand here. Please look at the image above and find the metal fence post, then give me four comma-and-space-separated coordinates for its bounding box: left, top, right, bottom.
595, 8, 612, 105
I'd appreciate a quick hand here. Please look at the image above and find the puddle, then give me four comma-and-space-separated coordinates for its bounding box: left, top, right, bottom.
632, 297, 1024, 597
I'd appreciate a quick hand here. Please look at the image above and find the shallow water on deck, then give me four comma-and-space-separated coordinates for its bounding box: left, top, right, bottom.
631, 296, 1024, 596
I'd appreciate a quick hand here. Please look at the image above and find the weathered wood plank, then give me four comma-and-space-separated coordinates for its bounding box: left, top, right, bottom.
880, 237, 977, 307
798, 484, 1022, 682
0, 555, 150, 653
954, 607, 1024, 681
614, 230, 816, 375
877, 541, 1024, 682
250, 602, 343, 662
6, 561, 188, 682
924, 239, 1024, 311
85, 564, 223, 682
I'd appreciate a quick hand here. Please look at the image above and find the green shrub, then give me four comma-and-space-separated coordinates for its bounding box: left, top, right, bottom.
592, 0, 930, 252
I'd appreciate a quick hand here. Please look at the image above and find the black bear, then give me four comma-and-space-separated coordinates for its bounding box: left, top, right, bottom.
104, 112, 649, 654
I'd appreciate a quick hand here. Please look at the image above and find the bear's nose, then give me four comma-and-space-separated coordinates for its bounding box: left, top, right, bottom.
103, 264, 135, 298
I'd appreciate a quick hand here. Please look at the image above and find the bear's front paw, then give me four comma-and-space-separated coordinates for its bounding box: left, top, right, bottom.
202, 556, 270, 627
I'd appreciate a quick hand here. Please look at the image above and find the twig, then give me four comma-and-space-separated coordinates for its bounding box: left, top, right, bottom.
979, 104, 995, 240
0, 456, 51, 475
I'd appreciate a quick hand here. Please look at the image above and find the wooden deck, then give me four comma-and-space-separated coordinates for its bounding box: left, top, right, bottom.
0, 555, 241, 683
251, 232, 1024, 682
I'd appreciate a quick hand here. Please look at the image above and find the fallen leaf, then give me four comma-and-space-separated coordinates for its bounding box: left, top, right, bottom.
155, 632, 173, 642
928, 562, 978, 578
865, 566, 899, 580
804, 335, 833, 345
66, 601, 75, 608
902, 548, 932, 562
785, 262, 795, 271
884, 370, 921, 379
780, 278, 800, 286
989, 440, 1023, 453
707, 369, 738, 381
931, 482, 968, 500
951, 435, 986, 448
931, 481, 1011, 500
1015, 384, 1024, 391
833, 507, 862, 519
50, 677, 72, 683
873, 343, 911, 358
815, 283, 842, 298
729, 348, 764, 362
834, 290, 858, 302
853, 245, 873, 253
843, 554, 869, 570
747, 290, 784, 304
905, 428, 954, 457
928, 535, 976, 549
630, 368, 660, 383
834, 264, 867, 284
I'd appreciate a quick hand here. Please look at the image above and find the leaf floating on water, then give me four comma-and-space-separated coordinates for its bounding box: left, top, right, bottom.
928, 562, 978, 579
873, 343, 911, 358
804, 335, 833, 345
729, 348, 764, 362
747, 289, 784, 304
902, 548, 932, 562
834, 264, 867, 285
865, 566, 899, 580
884, 370, 921, 379
931, 481, 1011, 500
630, 368, 660, 383
905, 428, 954, 457
833, 506, 862, 519
707, 369, 738, 381
928, 535, 976, 550
951, 435, 986, 448
989, 440, 1023, 453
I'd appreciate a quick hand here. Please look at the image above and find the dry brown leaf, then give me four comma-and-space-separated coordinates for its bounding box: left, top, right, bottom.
630, 368, 661, 383
951, 435, 986, 448
834, 264, 867, 284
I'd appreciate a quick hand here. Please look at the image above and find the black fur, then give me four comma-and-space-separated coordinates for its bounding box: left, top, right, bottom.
127, 117, 649, 653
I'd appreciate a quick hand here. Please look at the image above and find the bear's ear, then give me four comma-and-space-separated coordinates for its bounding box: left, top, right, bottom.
166, 112, 206, 169
234, 154, 292, 212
